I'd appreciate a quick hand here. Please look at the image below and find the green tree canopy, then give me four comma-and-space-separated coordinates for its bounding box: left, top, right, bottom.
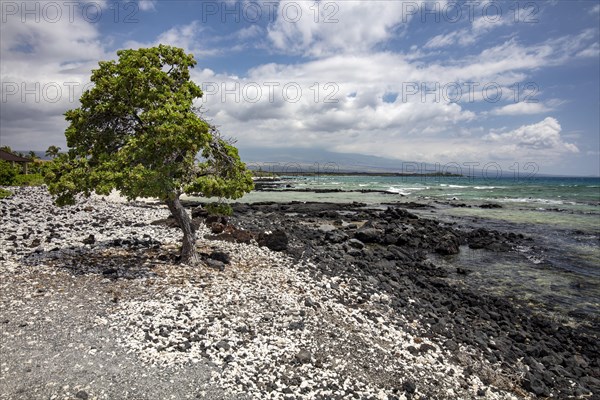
45, 145, 61, 159
45, 45, 254, 264
0, 160, 19, 185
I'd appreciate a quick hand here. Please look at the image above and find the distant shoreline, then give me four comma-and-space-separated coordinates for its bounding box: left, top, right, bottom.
253, 171, 463, 178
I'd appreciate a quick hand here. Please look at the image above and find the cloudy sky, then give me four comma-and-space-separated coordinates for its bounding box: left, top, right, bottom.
1, 0, 599, 176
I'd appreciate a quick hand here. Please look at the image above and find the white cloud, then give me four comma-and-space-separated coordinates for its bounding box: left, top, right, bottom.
484, 117, 579, 153
138, 0, 157, 12
235, 25, 263, 40
492, 102, 551, 115
0, 3, 110, 149
425, 6, 512, 49
327, 117, 580, 165
188, 27, 593, 168
547, 28, 598, 63
124, 21, 219, 57
425, 31, 463, 49
191, 51, 478, 157
590, 4, 600, 14
267, 0, 422, 57
577, 42, 600, 58
429, 31, 598, 87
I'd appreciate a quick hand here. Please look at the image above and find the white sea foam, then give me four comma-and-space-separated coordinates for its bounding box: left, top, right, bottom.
498, 198, 576, 205
387, 187, 410, 195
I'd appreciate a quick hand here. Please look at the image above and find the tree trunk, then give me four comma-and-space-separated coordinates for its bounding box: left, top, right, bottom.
166, 194, 199, 265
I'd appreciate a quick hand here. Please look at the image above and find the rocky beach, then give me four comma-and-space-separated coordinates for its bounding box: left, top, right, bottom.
1, 187, 599, 399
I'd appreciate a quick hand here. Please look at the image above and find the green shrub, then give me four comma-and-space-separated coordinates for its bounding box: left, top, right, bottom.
0, 188, 12, 198
29, 161, 49, 175
0, 160, 19, 185
14, 173, 45, 186
205, 202, 233, 216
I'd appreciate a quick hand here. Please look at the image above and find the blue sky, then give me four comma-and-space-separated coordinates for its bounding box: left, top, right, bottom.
1, 0, 599, 176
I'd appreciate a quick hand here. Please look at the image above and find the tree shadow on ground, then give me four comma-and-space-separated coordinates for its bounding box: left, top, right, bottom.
19, 237, 182, 280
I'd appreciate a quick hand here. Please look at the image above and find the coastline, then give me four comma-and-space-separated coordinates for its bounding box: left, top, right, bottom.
1, 186, 598, 399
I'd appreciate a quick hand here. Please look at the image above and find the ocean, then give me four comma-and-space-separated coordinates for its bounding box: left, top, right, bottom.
188, 175, 600, 326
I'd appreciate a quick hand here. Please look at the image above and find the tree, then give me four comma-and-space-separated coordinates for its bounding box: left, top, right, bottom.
44, 45, 254, 264
0, 160, 19, 185
28, 151, 38, 160
45, 145, 61, 159
0, 146, 12, 153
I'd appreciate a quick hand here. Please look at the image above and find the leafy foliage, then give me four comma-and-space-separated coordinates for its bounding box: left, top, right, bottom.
0, 160, 19, 185
0, 188, 12, 198
44, 45, 253, 263
186, 135, 254, 199
45, 145, 61, 159
28, 160, 49, 175
14, 173, 45, 186
204, 202, 233, 216
45, 45, 253, 206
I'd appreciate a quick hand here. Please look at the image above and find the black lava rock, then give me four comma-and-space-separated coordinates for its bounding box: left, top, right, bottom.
258, 230, 288, 251
75, 391, 89, 400
403, 379, 417, 394
354, 228, 382, 244
209, 251, 230, 264
82, 234, 95, 245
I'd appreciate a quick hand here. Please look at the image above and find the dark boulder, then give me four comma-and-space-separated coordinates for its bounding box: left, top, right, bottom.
347, 238, 365, 249
480, 203, 502, 209
209, 251, 230, 264
355, 228, 383, 244
82, 234, 95, 245
206, 215, 228, 225
325, 230, 348, 244
402, 379, 417, 394
467, 228, 511, 251
435, 233, 460, 255
191, 206, 209, 219
258, 230, 288, 251
210, 222, 225, 234
385, 244, 413, 262
205, 259, 225, 271
75, 390, 89, 400
523, 373, 550, 397
208, 227, 255, 244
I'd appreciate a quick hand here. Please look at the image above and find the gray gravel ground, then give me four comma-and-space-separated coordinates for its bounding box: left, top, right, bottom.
0, 264, 233, 400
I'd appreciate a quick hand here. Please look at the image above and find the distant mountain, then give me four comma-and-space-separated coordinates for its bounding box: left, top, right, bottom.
239, 147, 458, 175
238, 147, 578, 178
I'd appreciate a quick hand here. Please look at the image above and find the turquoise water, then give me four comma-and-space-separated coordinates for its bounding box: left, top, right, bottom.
277, 175, 600, 204
204, 175, 600, 231
188, 175, 600, 325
